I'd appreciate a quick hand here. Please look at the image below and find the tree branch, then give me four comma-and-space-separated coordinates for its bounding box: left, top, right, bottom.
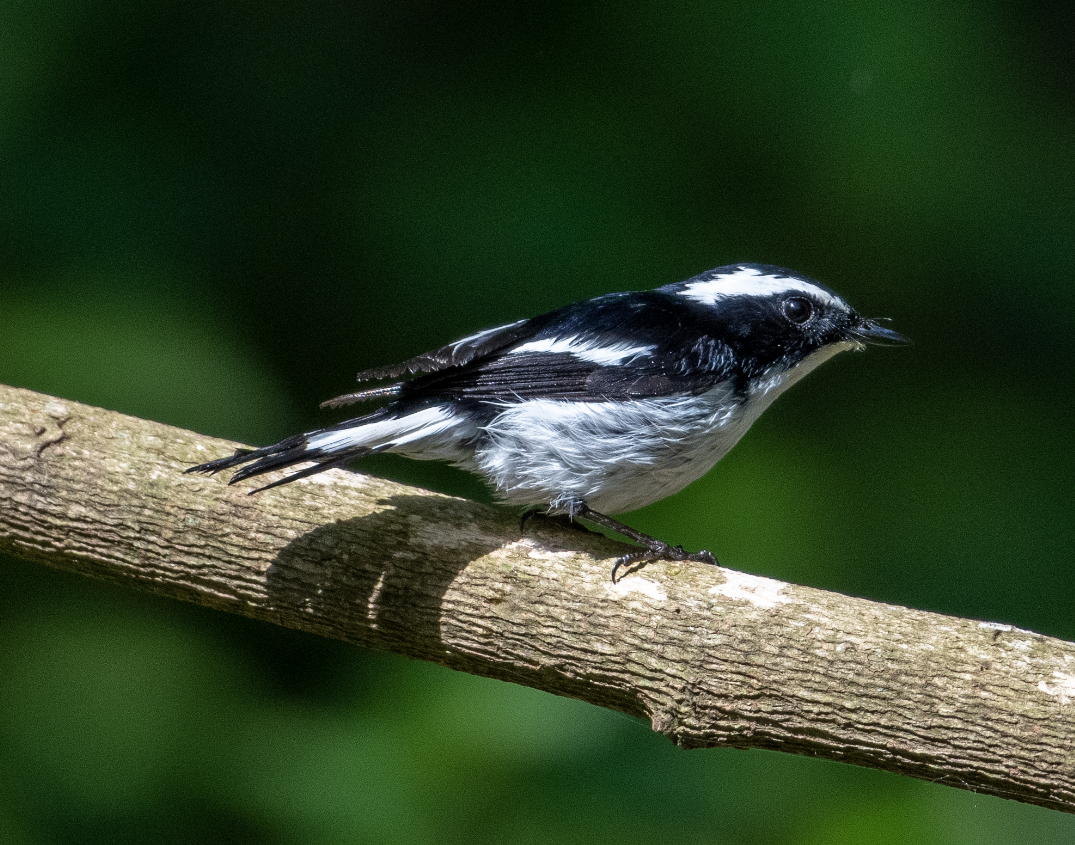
1, 382, 1072, 812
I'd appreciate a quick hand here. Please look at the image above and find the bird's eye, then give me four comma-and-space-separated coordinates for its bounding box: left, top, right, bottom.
782, 297, 813, 325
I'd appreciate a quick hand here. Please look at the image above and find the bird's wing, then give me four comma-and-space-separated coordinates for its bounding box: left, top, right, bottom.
319, 316, 556, 407
397, 344, 733, 403
353, 317, 542, 382
327, 290, 741, 407
398, 292, 742, 403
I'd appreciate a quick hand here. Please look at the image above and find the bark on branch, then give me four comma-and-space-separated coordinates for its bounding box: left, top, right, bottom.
1, 383, 1072, 812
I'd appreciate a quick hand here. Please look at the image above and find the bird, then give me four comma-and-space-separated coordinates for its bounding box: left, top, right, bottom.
188, 263, 906, 581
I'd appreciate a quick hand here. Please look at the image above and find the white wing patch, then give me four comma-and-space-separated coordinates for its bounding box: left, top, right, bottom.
509, 336, 655, 366
677, 266, 840, 307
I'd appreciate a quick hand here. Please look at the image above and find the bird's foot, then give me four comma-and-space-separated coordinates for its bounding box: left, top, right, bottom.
610, 544, 718, 584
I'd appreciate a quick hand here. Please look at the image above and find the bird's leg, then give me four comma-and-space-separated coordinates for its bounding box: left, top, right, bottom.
566, 500, 718, 583
520, 506, 595, 534
520, 506, 540, 532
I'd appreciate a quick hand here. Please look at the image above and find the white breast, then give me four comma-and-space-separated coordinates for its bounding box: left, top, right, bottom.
476, 385, 750, 513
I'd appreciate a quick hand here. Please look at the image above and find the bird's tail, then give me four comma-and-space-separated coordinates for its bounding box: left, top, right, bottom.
186, 407, 403, 494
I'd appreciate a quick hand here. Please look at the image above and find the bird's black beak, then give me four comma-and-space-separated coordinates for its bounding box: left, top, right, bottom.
849, 316, 909, 346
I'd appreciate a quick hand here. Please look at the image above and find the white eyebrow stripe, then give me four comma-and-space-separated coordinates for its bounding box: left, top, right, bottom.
677, 266, 840, 307
509, 336, 656, 366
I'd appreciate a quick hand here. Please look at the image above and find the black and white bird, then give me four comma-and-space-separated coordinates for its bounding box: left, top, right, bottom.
189, 264, 905, 580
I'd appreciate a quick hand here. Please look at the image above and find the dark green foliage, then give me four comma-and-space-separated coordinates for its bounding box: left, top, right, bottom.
1, 1, 1073, 840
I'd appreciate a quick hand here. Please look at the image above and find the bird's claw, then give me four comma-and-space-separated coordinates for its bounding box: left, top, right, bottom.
610, 546, 719, 583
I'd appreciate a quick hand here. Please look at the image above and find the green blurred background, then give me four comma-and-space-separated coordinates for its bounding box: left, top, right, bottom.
2, 0, 1074, 841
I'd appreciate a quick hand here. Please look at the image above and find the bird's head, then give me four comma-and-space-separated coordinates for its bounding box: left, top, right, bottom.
662, 264, 907, 379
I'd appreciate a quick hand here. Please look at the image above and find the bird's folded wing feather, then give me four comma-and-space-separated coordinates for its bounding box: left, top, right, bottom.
353, 317, 547, 382
350, 291, 741, 402
398, 341, 737, 403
